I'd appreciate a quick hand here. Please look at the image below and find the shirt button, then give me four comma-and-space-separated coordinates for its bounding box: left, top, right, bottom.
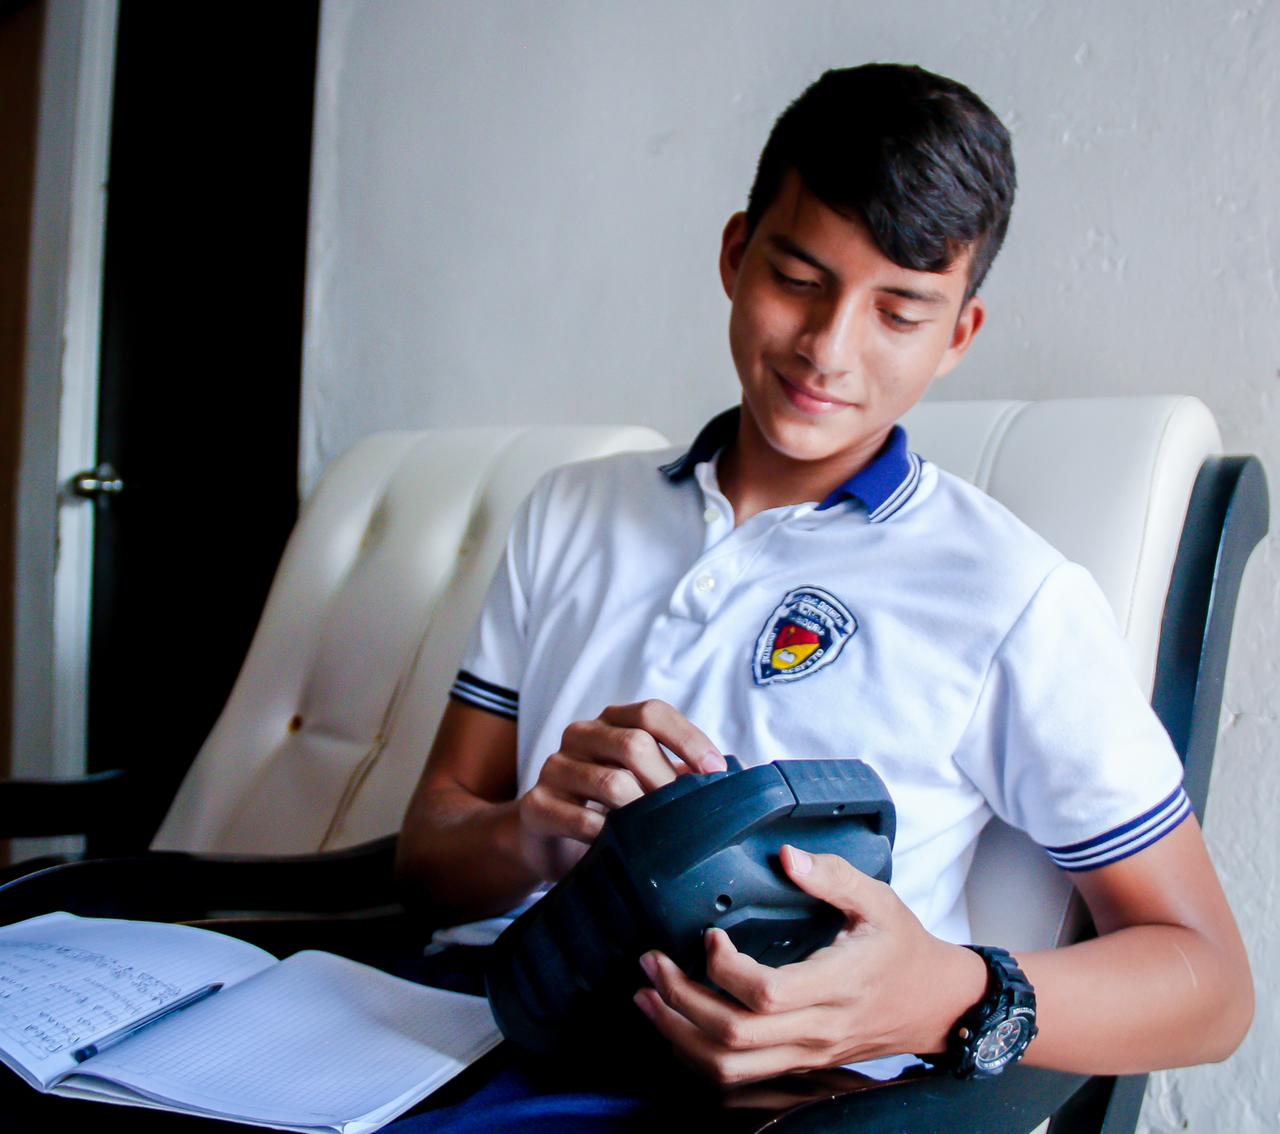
694, 574, 716, 594
703, 506, 718, 524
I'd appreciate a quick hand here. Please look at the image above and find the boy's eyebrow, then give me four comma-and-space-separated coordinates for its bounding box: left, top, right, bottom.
767, 235, 834, 275
767, 235, 951, 305
876, 285, 950, 305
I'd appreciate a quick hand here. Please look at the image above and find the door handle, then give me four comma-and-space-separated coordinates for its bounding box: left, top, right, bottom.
69, 463, 125, 500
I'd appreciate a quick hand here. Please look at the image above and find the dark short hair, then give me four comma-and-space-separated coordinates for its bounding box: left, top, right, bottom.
746, 64, 1016, 299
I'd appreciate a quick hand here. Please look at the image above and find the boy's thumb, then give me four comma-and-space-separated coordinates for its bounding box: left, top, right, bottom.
781, 843, 883, 920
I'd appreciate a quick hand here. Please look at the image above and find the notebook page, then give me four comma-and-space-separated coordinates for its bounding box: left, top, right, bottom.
0, 912, 275, 1090
70, 950, 501, 1132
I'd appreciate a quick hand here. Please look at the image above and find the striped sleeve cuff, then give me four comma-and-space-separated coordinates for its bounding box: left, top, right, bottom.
1044, 785, 1192, 872
449, 669, 519, 721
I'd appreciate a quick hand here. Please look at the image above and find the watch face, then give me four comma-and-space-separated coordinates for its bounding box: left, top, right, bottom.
974, 1016, 1030, 1072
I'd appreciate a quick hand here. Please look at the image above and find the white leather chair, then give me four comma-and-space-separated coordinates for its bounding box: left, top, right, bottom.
0, 398, 1266, 1134
0, 398, 1221, 865
150, 425, 669, 856
156, 395, 1221, 866
0, 425, 669, 934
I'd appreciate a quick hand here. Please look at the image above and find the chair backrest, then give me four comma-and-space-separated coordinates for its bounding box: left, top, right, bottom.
151, 426, 669, 854
154, 397, 1222, 956
900, 396, 1221, 949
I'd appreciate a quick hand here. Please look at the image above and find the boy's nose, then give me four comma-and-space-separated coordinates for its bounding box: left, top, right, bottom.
795, 298, 860, 376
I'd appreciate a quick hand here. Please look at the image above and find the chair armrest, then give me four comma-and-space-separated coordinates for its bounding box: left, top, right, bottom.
755, 1064, 1091, 1133
0, 770, 133, 839
0, 835, 405, 927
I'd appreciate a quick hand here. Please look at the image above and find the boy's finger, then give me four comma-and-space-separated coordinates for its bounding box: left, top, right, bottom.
643, 948, 810, 1045
560, 718, 677, 792
520, 787, 606, 845
634, 986, 819, 1086
633, 987, 722, 1077
701, 927, 833, 1014
600, 700, 726, 773
540, 750, 648, 808
781, 845, 895, 923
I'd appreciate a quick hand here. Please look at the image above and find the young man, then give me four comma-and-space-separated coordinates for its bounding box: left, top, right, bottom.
397, 64, 1252, 1089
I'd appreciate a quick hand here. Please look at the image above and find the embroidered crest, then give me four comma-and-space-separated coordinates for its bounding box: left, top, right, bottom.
752, 586, 857, 686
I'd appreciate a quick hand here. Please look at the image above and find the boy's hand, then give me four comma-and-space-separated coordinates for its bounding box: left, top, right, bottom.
632, 845, 987, 1086
516, 700, 726, 881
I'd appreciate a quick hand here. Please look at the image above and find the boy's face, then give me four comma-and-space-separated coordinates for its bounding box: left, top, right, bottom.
720, 170, 984, 472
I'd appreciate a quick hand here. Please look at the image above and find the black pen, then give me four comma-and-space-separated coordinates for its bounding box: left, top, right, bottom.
71, 982, 224, 1063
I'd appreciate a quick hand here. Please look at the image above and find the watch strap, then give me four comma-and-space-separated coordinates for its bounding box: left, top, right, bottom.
945, 945, 1038, 1078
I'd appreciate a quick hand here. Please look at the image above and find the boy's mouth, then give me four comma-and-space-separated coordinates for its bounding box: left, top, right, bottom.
773, 368, 853, 415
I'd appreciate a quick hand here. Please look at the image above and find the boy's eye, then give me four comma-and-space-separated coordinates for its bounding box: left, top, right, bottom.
881, 309, 922, 331
771, 267, 819, 290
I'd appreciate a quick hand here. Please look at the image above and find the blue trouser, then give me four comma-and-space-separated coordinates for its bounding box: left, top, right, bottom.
380, 945, 670, 1134
389, 1064, 655, 1134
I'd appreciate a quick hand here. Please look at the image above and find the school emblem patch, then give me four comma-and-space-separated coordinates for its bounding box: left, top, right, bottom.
752, 586, 857, 686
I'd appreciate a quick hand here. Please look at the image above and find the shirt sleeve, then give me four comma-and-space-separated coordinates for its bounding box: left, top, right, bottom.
954, 560, 1190, 872
447, 485, 540, 723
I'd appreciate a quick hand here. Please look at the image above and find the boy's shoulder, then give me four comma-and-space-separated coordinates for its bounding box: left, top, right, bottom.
914, 459, 1062, 552
903, 458, 1069, 596
524, 443, 689, 514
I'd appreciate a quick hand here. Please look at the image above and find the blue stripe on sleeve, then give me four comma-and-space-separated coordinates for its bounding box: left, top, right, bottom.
450, 670, 519, 721
1045, 786, 1192, 872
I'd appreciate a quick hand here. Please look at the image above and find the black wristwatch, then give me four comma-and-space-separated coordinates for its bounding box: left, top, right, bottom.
942, 945, 1038, 1078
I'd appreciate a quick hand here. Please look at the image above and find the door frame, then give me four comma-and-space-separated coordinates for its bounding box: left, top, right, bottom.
11, 0, 116, 800
51, 0, 117, 783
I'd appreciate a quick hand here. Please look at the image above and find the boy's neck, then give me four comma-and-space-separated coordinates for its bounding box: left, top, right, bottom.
716, 409, 892, 526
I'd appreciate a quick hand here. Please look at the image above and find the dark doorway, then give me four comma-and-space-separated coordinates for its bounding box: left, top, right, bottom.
88, 1, 320, 850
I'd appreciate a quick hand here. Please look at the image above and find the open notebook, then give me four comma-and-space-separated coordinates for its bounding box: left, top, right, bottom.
0, 912, 501, 1133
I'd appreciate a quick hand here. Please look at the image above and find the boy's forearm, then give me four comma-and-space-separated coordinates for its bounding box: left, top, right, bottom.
1019, 923, 1254, 1073
633, 843, 1252, 1087
395, 788, 543, 925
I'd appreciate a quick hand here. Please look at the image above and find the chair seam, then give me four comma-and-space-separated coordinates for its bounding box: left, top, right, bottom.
973, 401, 1029, 492
1119, 399, 1184, 645
320, 426, 534, 850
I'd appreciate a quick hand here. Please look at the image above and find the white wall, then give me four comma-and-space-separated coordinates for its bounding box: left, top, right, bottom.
303, 3, 1280, 1129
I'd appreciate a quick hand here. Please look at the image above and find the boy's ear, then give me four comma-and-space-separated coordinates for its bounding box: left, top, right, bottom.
719, 212, 750, 300
933, 295, 986, 380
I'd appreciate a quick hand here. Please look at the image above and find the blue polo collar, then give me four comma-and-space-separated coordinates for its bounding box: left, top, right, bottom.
658, 406, 923, 522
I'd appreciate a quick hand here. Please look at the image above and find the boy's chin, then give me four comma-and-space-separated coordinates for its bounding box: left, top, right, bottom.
756, 417, 883, 466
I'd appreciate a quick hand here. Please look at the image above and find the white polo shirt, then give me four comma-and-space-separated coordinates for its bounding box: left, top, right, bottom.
449, 408, 1188, 946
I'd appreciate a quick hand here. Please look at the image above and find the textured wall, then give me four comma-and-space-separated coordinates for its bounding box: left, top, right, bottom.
303, 2, 1280, 1128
